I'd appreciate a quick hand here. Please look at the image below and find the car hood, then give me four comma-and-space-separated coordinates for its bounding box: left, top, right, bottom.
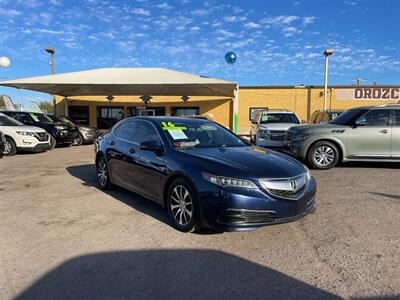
180, 146, 306, 179
0, 125, 47, 133
289, 123, 349, 133
259, 123, 301, 131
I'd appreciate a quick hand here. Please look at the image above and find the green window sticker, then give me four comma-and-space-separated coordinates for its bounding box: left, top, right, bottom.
29, 113, 40, 122
161, 121, 187, 130
261, 115, 269, 122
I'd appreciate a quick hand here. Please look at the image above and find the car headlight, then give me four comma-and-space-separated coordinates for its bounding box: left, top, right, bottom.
80, 127, 91, 132
54, 125, 67, 130
304, 166, 311, 182
257, 130, 270, 139
202, 172, 258, 189
16, 131, 34, 136
293, 132, 312, 141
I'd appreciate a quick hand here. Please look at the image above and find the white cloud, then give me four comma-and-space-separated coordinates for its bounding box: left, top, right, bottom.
190, 26, 200, 32
244, 22, 260, 29
282, 26, 301, 37
303, 16, 316, 26
2, 8, 21, 17
191, 9, 209, 16
16, 0, 42, 8
157, 2, 173, 10
262, 15, 299, 26
131, 8, 150, 16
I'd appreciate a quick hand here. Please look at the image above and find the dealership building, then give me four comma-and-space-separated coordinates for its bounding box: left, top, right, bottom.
1, 68, 399, 134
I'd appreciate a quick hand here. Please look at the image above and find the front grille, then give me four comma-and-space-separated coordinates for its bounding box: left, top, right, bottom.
269, 130, 286, 141
218, 209, 277, 225
33, 132, 48, 142
268, 184, 307, 200
259, 174, 308, 200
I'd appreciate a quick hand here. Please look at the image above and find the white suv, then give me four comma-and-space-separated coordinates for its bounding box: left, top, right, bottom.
0, 112, 51, 156
250, 110, 303, 148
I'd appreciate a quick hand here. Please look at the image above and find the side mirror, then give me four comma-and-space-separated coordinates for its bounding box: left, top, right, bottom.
140, 140, 162, 152
251, 120, 257, 124
301, 120, 307, 124
354, 119, 365, 127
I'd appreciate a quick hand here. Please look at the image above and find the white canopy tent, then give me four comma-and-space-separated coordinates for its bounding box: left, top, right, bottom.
0, 68, 239, 132
0, 68, 236, 97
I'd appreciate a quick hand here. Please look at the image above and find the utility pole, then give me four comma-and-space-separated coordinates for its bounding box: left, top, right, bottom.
45, 48, 55, 114
323, 49, 334, 111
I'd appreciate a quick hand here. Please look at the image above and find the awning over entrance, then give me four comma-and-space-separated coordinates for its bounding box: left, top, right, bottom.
0, 67, 236, 97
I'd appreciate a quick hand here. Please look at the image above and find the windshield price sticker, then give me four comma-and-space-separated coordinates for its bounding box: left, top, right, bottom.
161, 121, 187, 130
167, 129, 188, 140
29, 113, 40, 122
261, 115, 269, 121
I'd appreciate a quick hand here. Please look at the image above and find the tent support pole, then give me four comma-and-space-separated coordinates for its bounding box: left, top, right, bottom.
233, 84, 239, 134
63, 97, 69, 117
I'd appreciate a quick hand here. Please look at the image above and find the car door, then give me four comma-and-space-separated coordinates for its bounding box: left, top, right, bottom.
107, 121, 138, 189
391, 109, 400, 158
347, 109, 392, 158
128, 120, 166, 202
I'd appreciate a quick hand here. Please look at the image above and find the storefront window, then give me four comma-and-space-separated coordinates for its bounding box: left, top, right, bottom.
97, 106, 124, 129
68, 106, 89, 125
171, 107, 200, 117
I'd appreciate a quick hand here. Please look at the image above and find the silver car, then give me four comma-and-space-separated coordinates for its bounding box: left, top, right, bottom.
250, 110, 303, 148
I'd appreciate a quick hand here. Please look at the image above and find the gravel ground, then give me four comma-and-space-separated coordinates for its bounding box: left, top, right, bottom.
0, 145, 399, 300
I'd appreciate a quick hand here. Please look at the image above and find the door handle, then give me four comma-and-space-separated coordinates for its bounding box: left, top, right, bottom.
129, 148, 135, 154
379, 129, 388, 134
110, 140, 115, 145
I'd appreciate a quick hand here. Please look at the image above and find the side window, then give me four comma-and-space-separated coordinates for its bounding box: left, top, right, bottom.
133, 121, 160, 144
356, 109, 391, 127
14, 113, 31, 123
114, 122, 136, 141
394, 110, 400, 126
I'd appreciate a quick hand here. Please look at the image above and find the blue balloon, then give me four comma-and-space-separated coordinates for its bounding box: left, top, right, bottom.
225, 51, 237, 64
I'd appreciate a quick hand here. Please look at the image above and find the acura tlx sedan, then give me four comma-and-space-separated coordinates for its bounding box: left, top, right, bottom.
95, 117, 317, 232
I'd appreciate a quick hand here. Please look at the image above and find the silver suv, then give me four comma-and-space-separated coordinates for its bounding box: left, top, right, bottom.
250, 110, 303, 148
283, 104, 400, 169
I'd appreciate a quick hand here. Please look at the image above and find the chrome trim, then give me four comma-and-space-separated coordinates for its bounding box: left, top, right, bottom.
226, 208, 276, 214
259, 173, 308, 200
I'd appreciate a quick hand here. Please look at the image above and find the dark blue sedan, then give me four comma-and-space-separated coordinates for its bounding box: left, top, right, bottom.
95, 117, 316, 232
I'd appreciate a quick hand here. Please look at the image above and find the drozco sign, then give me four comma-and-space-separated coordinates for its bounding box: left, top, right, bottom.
336, 87, 399, 101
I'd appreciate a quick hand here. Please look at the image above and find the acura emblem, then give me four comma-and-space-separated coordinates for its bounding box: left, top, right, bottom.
290, 180, 297, 191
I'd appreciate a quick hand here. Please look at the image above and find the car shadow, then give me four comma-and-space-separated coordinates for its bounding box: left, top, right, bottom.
336, 161, 400, 169
367, 192, 400, 200
14, 249, 342, 300
66, 164, 220, 235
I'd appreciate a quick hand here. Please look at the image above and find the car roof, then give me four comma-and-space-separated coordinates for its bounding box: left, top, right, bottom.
124, 116, 212, 124
349, 104, 400, 110
261, 110, 295, 114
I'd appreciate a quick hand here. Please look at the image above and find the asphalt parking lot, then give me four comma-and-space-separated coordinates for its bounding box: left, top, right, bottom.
0, 145, 399, 299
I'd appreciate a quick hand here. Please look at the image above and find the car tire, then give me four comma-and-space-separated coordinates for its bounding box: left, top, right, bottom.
72, 134, 83, 146
3, 137, 17, 156
167, 178, 201, 232
307, 141, 340, 170
96, 156, 114, 190
49, 135, 56, 150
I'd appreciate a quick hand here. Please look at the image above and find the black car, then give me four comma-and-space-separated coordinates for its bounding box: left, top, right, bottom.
47, 115, 100, 146
0, 131, 4, 158
1, 111, 79, 148
95, 117, 316, 232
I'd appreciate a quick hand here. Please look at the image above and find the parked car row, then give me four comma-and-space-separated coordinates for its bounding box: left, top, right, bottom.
249, 104, 400, 170
0, 110, 100, 157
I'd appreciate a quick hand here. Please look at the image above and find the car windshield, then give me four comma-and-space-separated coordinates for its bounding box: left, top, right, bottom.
28, 113, 54, 124
330, 109, 368, 126
0, 114, 23, 126
161, 120, 248, 149
260, 113, 299, 124
51, 115, 74, 126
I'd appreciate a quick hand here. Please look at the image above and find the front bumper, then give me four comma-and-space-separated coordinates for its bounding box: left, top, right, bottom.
282, 139, 307, 160
17, 142, 51, 152
199, 177, 317, 231
81, 130, 101, 143
256, 138, 283, 148
54, 130, 79, 144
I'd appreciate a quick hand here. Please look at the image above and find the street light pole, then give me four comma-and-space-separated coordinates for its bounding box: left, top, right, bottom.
45, 48, 56, 114
323, 48, 334, 111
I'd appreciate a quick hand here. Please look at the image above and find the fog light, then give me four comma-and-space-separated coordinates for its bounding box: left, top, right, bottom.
23, 140, 32, 145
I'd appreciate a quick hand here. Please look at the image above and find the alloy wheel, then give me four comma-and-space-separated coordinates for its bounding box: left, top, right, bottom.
313, 145, 335, 167
3, 140, 12, 154
170, 185, 193, 226
97, 159, 108, 187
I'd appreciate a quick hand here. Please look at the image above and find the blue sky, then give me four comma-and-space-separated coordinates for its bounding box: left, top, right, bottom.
0, 0, 399, 104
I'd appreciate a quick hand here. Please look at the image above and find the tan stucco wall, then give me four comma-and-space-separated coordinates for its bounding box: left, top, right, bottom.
55, 86, 398, 132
